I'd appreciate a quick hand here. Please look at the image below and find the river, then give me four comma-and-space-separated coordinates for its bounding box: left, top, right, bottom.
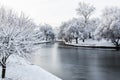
31, 42, 120, 80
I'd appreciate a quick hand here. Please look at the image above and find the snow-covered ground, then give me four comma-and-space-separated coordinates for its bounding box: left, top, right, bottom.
65, 39, 115, 47
0, 55, 62, 80
35, 40, 53, 44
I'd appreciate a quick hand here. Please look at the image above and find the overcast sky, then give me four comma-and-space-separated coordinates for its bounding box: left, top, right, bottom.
0, 0, 120, 27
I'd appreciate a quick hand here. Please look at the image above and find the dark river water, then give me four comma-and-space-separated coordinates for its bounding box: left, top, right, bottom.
31, 42, 120, 80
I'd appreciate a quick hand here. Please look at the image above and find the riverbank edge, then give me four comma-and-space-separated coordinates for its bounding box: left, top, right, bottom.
0, 56, 62, 80
35, 40, 119, 49
34, 41, 62, 80
63, 41, 118, 49
34, 41, 52, 44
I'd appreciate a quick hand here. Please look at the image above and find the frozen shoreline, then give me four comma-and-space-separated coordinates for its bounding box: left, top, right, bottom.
64, 39, 116, 49
0, 56, 62, 80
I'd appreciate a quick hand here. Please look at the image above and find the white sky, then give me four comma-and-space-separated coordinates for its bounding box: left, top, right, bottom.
0, 0, 120, 27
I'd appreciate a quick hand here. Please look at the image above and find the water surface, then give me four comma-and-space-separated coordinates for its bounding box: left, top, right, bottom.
31, 42, 120, 80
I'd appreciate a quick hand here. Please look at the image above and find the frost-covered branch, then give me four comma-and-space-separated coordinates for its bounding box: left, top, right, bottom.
0, 7, 39, 79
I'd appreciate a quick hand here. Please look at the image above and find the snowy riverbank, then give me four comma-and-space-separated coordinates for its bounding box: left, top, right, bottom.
64, 39, 115, 48
0, 56, 62, 80
34, 40, 53, 44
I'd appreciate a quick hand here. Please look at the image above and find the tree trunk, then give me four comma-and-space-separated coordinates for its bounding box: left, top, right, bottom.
116, 47, 119, 51
89, 32, 92, 39
70, 39, 72, 43
82, 39, 85, 42
46, 36, 47, 41
115, 44, 120, 51
75, 37, 78, 44
112, 40, 120, 51
2, 65, 6, 79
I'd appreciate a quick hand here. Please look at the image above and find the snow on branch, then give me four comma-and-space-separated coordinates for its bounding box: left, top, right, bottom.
0, 7, 38, 66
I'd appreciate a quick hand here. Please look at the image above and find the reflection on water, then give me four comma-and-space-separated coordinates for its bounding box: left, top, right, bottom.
31, 42, 120, 80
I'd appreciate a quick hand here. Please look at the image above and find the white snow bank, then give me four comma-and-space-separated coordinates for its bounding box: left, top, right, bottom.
65, 39, 115, 47
0, 56, 62, 80
35, 40, 53, 44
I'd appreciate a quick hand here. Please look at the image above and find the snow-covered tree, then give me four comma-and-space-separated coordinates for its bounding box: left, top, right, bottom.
53, 27, 59, 40
96, 7, 120, 50
87, 18, 100, 39
76, 2, 95, 42
58, 18, 85, 43
76, 2, 95, 23
39, 24, 55, 41
0, 7, 38, 79
58, 22, 69, 40
66, 18, 84, 43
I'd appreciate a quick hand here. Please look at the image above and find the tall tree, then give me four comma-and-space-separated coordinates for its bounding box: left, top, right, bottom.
66, 18, 84, 44
87, 18, 100, 39
76, 2, 95, 42
0, 7, 38, 79
58, 18, 84, 44
96, 7, 120, 50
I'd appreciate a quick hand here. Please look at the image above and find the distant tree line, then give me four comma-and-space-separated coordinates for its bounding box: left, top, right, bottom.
58, 2, 120, 49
